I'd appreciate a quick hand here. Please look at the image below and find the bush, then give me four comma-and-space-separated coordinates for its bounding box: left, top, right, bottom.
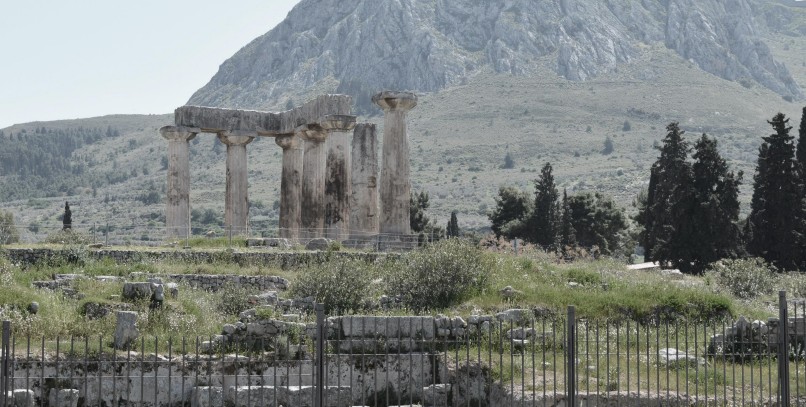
0, 210, 19, 245
216, 284, 255, 316
707, 258, 776, 300
386, 239, 491, 311
44, 229, 90, 245
290, 259, 378, 313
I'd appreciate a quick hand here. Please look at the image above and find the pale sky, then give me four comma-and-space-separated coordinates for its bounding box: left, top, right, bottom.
0, 0, 302, 128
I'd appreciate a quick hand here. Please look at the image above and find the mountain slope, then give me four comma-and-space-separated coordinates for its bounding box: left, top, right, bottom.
190, 0, 803, 112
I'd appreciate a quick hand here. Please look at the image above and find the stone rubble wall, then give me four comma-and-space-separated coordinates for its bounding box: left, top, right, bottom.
129, 272, 289, 292
4, 248, 390, 269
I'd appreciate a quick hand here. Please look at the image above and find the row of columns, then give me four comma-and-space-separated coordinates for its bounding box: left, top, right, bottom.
161, 91, 417, 242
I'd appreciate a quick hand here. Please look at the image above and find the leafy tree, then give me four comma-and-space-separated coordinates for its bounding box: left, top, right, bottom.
63, 202, 72, 230
689, 134, 744, 272
602, 136, 614, 155
446, 211, 460, 237
567, 192, 627, 256
0, 210, 20, 244
530, 162, 560, 248
646, 123, 697, 272
746, 113, 805, 270
501, 152, 515, 169
488, 186, 532, 238
559, 189, 576, 251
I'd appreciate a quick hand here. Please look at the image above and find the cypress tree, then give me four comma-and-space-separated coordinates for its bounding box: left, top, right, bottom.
531, 162, 560, 248
560, 189, 576, 252
647, 123, 697, 271
62, 202, 72, 230
797, 106, 806, 170
747, 113, 804, 270
446, 211, 460, 238
690, 134, 743, 272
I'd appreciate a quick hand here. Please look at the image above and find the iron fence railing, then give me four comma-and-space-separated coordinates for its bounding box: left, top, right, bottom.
1, 294, 804, 406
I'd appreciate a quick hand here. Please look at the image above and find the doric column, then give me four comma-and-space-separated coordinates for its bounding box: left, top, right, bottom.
217, 132, 255, 235
372, 91, 418, 237
350, 123, 379, 240
297, 115, 356, 240
160, 126, 197, 238
322, 117, 357, 241
298, 126, 328, 239
275, 135, 304, 241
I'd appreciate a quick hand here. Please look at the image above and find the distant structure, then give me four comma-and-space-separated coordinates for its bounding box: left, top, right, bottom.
160, 91, 418, 247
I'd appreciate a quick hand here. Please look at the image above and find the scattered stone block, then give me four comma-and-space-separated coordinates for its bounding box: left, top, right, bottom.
12, 389, 35, 407
422, 384, 450, 407
114, 311, 139, 350
48, 389, 79, 407
305, 238, 331, 251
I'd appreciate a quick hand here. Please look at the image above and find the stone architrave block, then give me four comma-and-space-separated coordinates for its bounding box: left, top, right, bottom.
48, 389, 79, 407
305, 238, 331, 251
122, 282, 156, 300
191, 386, 225, 407
114, 311, 139, 349
12, 389, 35, 407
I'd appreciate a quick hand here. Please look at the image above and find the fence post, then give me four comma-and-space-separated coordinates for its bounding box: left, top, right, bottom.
778, 291, 791, 406
567, 306, 576, 407
314, 304, 326, 407
1, 320, 10, 407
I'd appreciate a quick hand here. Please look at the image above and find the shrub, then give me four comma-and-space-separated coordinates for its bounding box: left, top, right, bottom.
706, 258, 776, 300
386, 239, 491, 311
0, 210, 19, 245
216, 284, 255, 316
290, 259, 377, 313
44, 229, 90, 245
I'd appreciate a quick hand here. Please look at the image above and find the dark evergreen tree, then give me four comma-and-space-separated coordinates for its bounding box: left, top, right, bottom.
501, 152, 515, 169
63, 202, 72, 230
530, 162, 560, 248
560, 189, 576, 251
689, 134, 743, 272
647, 123, 697, 271
747, 113, 805, 270
602, 136, 614, 155
568, 192, 627, 256
446, 211, 460, 237
797, 106, 806, 170
488, 186, 532, 238
410, 191, 431, 233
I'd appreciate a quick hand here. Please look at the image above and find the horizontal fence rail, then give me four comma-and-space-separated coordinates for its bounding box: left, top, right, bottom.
0, 295, 803, 406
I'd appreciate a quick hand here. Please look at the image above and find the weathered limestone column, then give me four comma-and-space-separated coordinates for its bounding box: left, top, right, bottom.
350, 123, 379, 240
298, 125, 328, 239
322, 117, 357, 241
373, 91, 418, 237
160, 126, 196, 238
217, 132, 255, 235
275, 135, 304, 241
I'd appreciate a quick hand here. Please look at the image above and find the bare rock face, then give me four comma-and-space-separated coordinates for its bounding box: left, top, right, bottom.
189, 0, 802, 111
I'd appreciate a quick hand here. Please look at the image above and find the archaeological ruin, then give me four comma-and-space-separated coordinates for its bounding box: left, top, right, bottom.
160, 92, 418, 245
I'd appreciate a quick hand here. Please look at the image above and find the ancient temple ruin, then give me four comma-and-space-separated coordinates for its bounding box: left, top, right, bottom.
160, 91, 418, 246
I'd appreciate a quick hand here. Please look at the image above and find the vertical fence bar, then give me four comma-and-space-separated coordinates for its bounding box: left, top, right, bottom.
1, 321, 9, 407
314, 304, 325, 407
567, 306, 576, 407
779, 291, 791, 406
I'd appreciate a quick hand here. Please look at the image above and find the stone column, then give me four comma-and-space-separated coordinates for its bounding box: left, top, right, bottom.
350, 123, 379, 240
298, 125, 328, 239
160, 126, 196, 238
217, 132, 255, 235
322, 118, 356, 241
275, 135, 304, 241
373, 91, 418, 237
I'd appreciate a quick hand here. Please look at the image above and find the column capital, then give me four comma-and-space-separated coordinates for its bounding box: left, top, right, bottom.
275, 134, 304, 150
295, 124, 328, 143
319, 114, 357, 132
217, 132, 256, 146
160, 126, 197, 142
372, 91, 418, 111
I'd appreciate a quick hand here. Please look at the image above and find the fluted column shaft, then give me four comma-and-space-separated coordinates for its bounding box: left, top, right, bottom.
160, 126, 196, 238
325, 130, 351, 240
373, 91, 418, 237
218, 133, 255, 235
350, 123, 379, 239
275, 135, 304, 241
299, 127, 328, 239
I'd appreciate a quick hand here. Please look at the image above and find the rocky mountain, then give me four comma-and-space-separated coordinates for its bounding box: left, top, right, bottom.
190, 0, 803, 112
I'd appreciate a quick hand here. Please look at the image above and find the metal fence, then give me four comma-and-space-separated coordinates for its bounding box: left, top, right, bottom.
1, 294, 804, 406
